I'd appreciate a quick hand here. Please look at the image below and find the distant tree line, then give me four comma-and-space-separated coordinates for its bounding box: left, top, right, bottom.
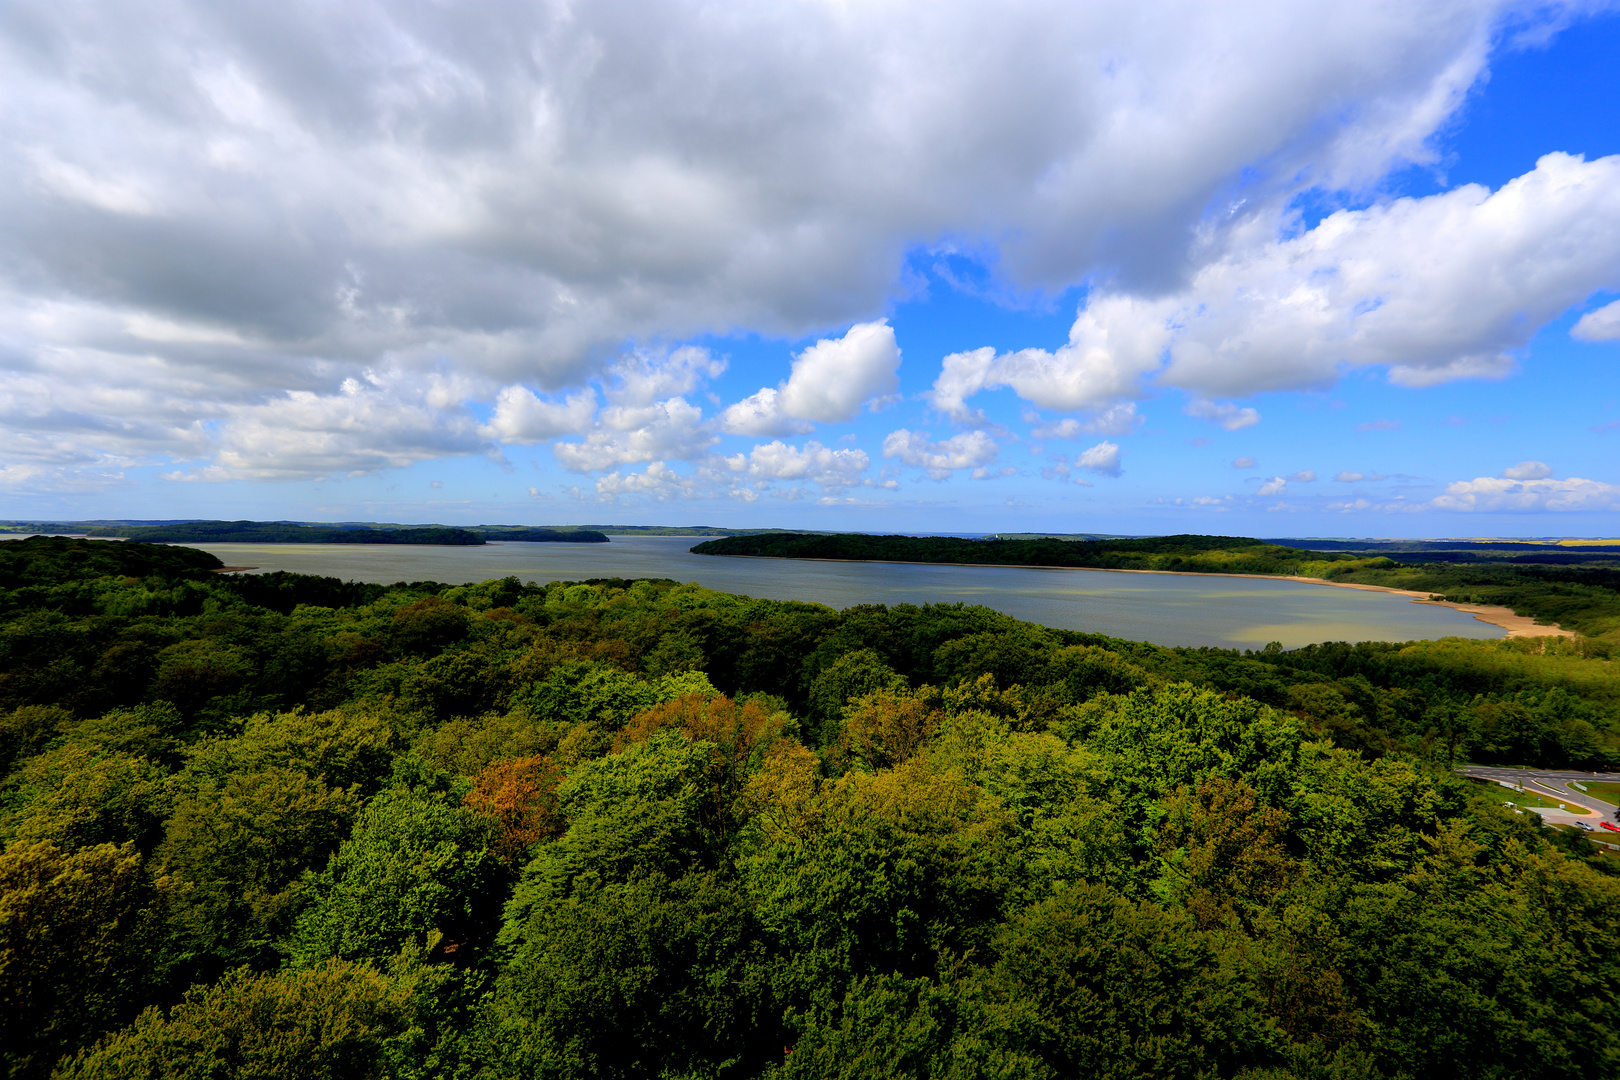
2, 522, 610, 545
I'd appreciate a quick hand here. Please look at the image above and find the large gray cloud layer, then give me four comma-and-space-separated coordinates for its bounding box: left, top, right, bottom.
0, 0, 1610, 488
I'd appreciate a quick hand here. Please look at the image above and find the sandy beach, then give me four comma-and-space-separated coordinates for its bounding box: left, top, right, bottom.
1053, 566, 1574, 639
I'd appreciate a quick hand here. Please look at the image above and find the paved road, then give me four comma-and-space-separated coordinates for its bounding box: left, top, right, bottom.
1459, 765, 1620, 826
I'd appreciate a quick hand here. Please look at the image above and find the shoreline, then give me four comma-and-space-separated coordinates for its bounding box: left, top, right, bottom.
698, 553, 1573, 639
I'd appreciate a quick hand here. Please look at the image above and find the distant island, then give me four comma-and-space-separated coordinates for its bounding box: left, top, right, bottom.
694, 532, 1620, 645
0, 520, 609, 545
0, 520, 839, 543
692, 532, 1377, 575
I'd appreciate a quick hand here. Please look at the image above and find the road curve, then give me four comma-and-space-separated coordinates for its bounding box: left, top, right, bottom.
1458, 765, 1620, 824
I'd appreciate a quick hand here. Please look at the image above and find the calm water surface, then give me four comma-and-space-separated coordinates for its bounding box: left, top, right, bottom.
187, 536, 1502, 650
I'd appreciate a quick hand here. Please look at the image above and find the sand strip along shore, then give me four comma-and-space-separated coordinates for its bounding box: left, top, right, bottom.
702, 554, 1574, 639
1267, 575, 1573, 639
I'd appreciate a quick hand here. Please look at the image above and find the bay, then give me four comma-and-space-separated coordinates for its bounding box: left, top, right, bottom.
188, 536, 1502, 650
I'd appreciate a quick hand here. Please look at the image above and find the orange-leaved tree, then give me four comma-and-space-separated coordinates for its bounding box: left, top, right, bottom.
465, 755, 565, 864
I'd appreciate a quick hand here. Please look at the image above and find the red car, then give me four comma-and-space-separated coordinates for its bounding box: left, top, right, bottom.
1601, 822, 1620, 834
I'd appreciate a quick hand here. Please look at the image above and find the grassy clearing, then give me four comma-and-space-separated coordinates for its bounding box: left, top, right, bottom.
1572, 780, 1620, 806
1470, 779, 1572, 812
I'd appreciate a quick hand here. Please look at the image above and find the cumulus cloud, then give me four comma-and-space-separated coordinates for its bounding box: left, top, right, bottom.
1233, 457, 1257, 469
721, 321, 900, 435
1502, 460, 1553, 479
1162, 152, 1620, 393
940, 152, 1620, 419
1334, 471, 1388, 482
595, 462, 701, 502
1076, 441, 1123, 477
882, 429, 999, 480
1256, 476, 1288, 496
1287, 470, 1317, 482
0, 1, 1596, 484
1572, 299, 1620, 341
552, 398, 714, 472
605, 346, 727, 407
1028, 403, 1142, 440
483, 387, 597, 443
1432, 474, 1620, 512
724, 440, 871, 491
929, 297, 1172, 417
1187, 400, 1262, 430
166, 370, 490, 481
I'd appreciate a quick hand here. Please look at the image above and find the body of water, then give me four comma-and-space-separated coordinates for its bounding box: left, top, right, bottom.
186, 536, 1503, 650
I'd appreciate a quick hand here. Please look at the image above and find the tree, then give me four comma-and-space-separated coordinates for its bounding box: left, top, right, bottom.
293, 786, 505, 966
54, 959, 429, 1080
0, 842, 169, 1080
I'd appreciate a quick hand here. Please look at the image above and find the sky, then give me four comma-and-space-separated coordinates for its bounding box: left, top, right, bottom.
3, 1, 1620, 537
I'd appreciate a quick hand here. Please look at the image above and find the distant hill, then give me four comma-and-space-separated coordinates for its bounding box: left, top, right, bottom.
0, 520, 609, 545
1270, 537, 1620, 565
0, 535, 224, 587
691, 532, 1368, 575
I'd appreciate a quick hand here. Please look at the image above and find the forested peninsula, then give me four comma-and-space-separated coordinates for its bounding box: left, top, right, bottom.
2, 536, 1618, 1079
694, 532, 1620, 644
1, 521, 610, 545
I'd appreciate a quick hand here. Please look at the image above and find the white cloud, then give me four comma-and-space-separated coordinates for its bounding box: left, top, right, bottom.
721, 320, 900, 434
595, 461, 701, 502
725, 440, 871, 491
882, 429, 999, 481
940, 152, 1620, 418
0, 1, 1599, 487
1076, 441, 1123, 478
1233, 457, 1257, 469
929, 348, 998, 422
1333, 470, 1388, 482
1502, 460, 1553, 480
606, 346, 727, 407
1287, 470, 1317, 482
167, 370, 490, 481
1161, 152, 1620, 394
1186, 400, 1262, 430
716, 388, 811, 438
553, 397, 715, 472
484, 387, 597, 443
1257, 476, 1288, 496
1029, 402, 1142, 440
1432, 474, 1620, 512
930, 297, 1172, 418
1572, 299, 1620, 341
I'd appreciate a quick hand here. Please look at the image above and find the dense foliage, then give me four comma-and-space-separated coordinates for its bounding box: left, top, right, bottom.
2, 539, 1618, 1079
0, 536, 223, 587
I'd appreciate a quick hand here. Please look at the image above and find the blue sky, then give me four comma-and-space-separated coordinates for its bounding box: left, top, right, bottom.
3, 2, 1619, 536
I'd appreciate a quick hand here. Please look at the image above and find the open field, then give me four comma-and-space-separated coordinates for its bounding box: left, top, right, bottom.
1469, 779, 1571, 811
1573, 780, 1620, 805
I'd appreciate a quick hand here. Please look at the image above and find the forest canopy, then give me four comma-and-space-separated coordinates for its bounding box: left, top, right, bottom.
1, 538, 1617, 1079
